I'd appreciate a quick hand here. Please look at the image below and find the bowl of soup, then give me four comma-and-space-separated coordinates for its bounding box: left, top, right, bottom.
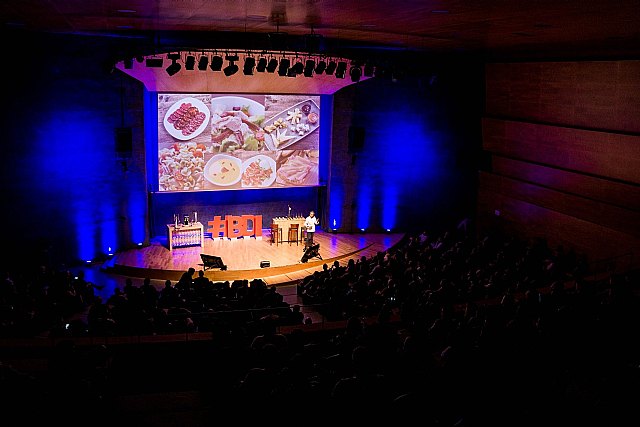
204, 154, 242, 186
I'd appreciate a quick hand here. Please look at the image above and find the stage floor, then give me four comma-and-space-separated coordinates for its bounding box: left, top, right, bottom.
106, 230, 405, 285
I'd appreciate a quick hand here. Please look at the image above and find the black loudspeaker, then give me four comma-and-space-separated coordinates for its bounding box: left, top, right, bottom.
301, 243, 321, 263
115, 127, 133, 156
348, 126, 365, 153
201, 254, 227, 271
260, 260, 270, 268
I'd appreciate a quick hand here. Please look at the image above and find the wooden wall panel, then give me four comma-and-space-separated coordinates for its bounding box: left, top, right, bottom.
491, 156, 640, 212
480, 172, 640, 237
486, 61, 640, 133
481, 60, 640, 269
483, 118, 640, 184
477, 186, 640, 270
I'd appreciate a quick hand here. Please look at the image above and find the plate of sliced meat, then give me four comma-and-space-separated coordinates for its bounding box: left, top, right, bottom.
163, 97, 211, 141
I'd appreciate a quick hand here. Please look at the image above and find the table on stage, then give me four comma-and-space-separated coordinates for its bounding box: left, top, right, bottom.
272, 216, 306, 244
167, 222, 204, 250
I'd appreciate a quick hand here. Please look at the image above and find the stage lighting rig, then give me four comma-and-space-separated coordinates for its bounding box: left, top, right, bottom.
277, 57, 291, 76
266, 58, 279, 73
165, 53, 182, 76
303, 59, 315, 77
210, 54, 223, 71
198, 55, 209, 70
325, 60, 337, 75
256, 57, 268, 72
243, 56, 256, 75
184, 54, 196, 70
335, 61, 347, 79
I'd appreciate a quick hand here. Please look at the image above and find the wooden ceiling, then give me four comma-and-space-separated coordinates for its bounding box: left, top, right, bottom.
2, 0, 639, 60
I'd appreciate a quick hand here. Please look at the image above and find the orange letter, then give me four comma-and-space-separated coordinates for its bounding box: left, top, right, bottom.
207, 215, 227, 238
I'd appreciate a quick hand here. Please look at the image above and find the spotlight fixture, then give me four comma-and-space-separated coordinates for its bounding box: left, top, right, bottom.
289, 59, 304, 76
197, 55, 209, 70
166, 60, 181, 76
303, 59, 315, 77
184, 54, 196, 70
223, 55, 239, 76
325, 60, 337, 75
165, 53, 181, 76
266, 58, 278, 73
349, 65, 362, 82
256, 57, 268, 72
145, 57, 163, 68
335, 61, 347, 79
277, 58, 290, 76
210, 54, 223, 71
243, 56, 256, 75
314, 60, 326, 74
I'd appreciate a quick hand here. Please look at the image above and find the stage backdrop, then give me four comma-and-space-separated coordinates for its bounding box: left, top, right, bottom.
1, 29, 482, 269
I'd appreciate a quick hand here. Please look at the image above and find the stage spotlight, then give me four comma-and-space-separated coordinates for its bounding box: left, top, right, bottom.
184, 55, 196, 70
363, 62, 374, 77
349, 65, 362, 82
166, 60, 181, 76
145, 57, 163, 68
277, 58, 290, 76
303, 59, 315, 77
197, 55, 208, 70
224, 56, 239, 76
165, 53, 181, 76
256, 57, 267, 72
243, 57, 256, 75
335, 61, 347, 78
325, 60, 337, 75
210, 54, 223, 71
289, 59, 304, 76
314, 60, 326, 74
266, 58, 278, 73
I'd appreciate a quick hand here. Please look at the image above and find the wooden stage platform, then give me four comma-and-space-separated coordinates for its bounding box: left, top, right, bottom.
106, 230, 406, 286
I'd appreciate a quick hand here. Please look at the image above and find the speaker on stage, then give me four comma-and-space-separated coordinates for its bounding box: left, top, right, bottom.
200, 254, 227, 271
260, 260, 270, 268
301, 243, 321, 263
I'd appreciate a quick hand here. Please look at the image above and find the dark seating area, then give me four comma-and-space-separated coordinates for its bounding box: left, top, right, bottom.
1, 221, 638, 425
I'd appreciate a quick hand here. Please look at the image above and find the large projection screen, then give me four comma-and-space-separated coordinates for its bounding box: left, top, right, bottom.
157, 93, 321, 192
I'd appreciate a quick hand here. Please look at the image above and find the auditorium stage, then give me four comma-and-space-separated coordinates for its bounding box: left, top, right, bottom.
105, 230, 406, 286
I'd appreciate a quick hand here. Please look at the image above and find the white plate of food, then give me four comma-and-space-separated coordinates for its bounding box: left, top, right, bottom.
241, 154, 277, 188
163, 97, 211, 140
262, 99, 320, 150
204, 154, 242, 186
210, 96, 267, 151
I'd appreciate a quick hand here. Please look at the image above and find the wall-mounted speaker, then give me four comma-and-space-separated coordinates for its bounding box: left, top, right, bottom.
348, 126, 365, 153
115, 127, 132, 157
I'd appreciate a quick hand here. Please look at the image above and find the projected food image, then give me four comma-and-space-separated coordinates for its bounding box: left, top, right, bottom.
162, 96, 211, 141
157, 93, 320, 192
204, 154, 242, 186
210, 96, 266, 153
158, 142, 211, 191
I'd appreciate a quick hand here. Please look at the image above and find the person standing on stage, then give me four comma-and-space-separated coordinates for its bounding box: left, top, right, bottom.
304, 210, 319, 245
